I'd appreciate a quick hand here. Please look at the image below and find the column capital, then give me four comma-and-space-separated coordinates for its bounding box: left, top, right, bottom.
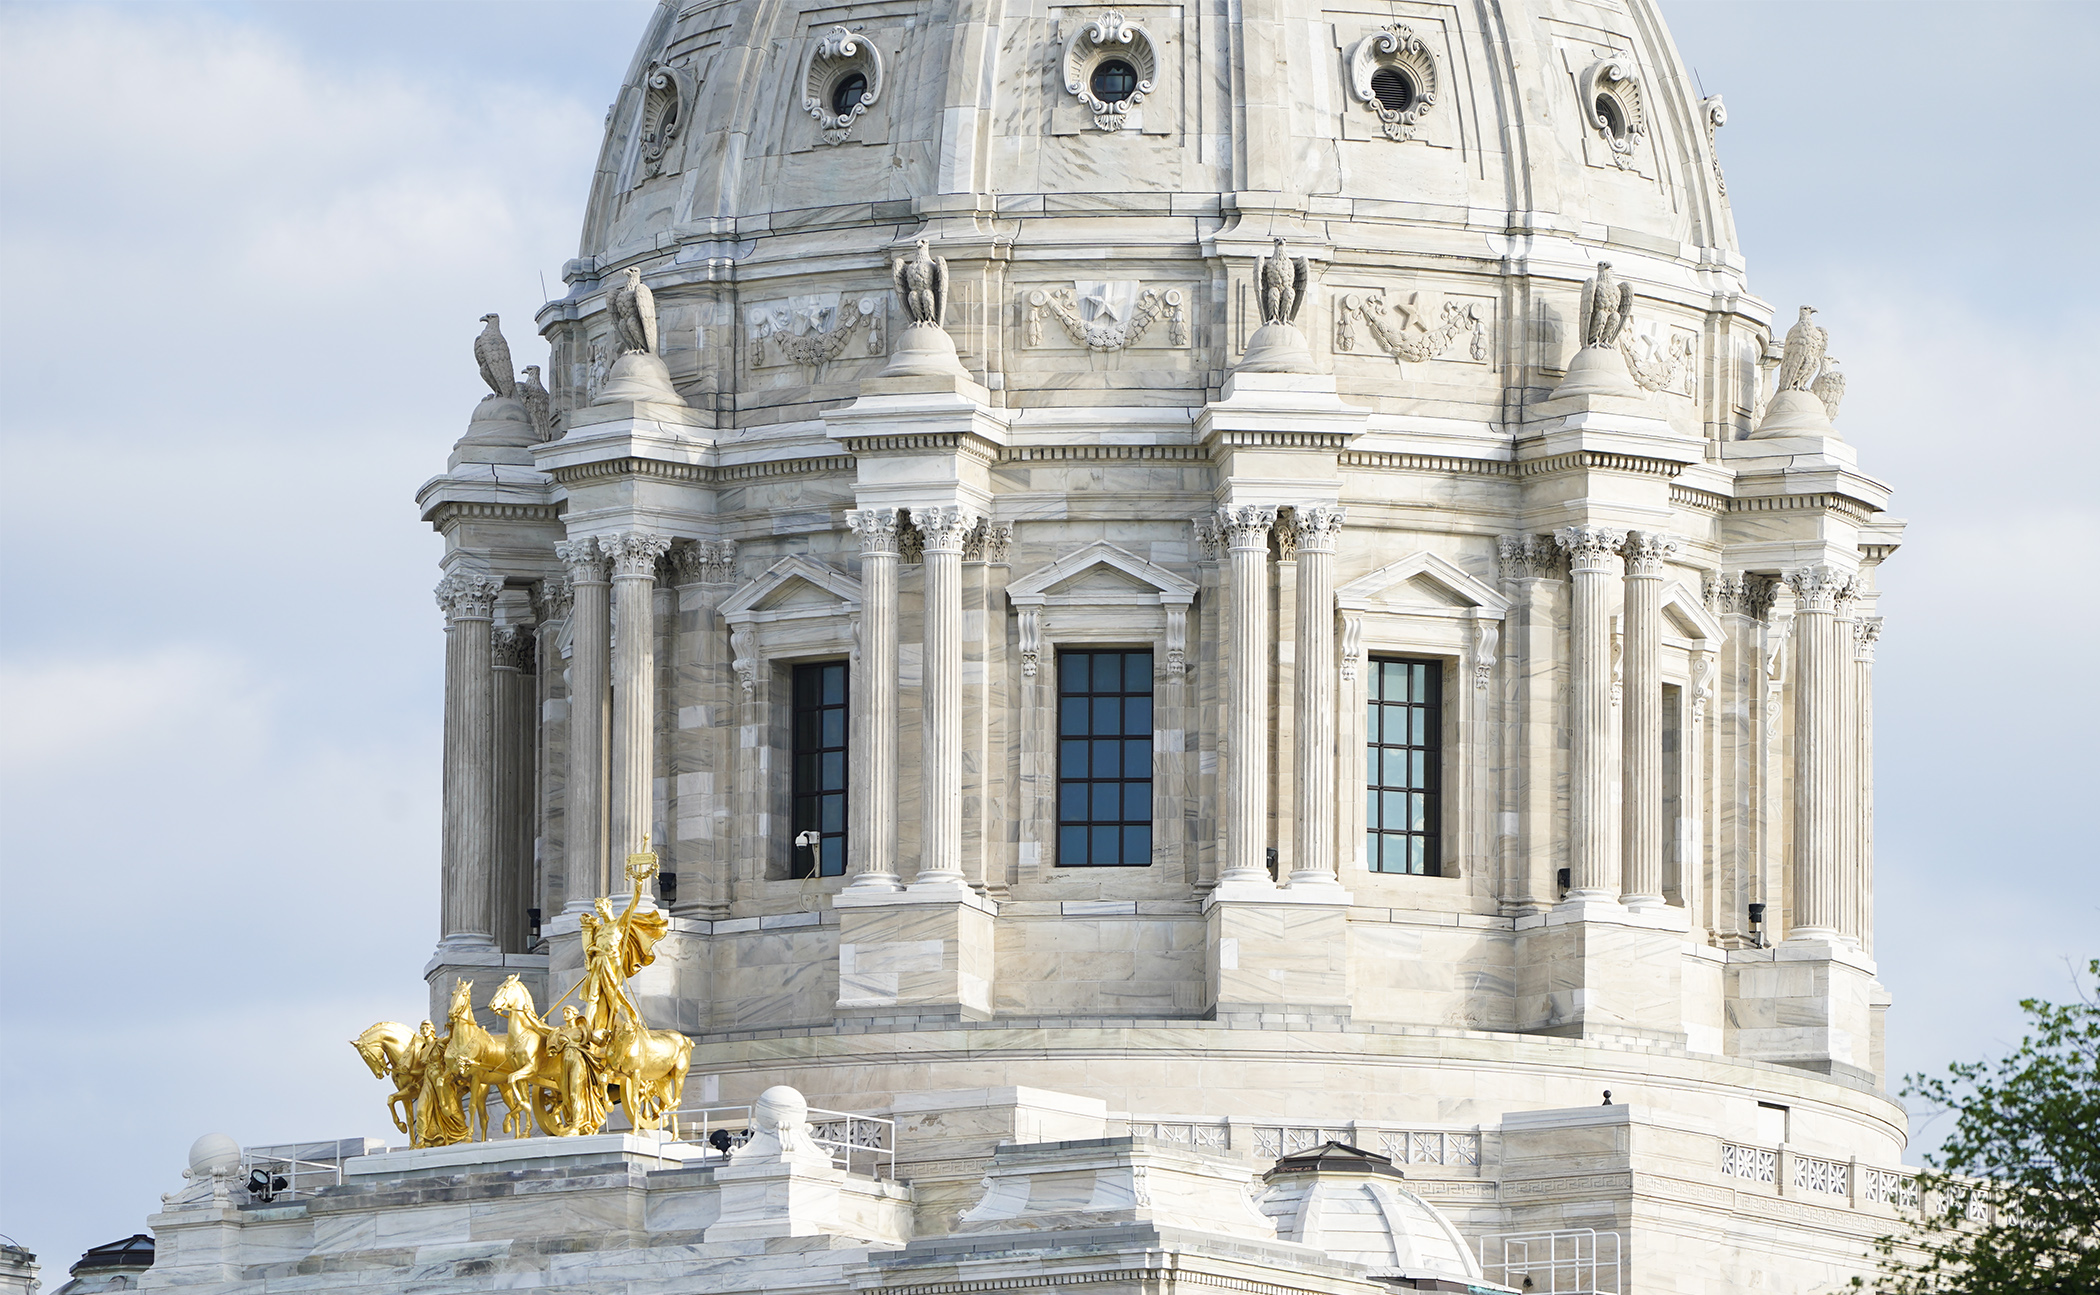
1553, 525, 1627, 571
1290, 504, 1345, 554
669, 538, 737, 586
1498, 534, 1561, 581
532, 576, 574, 623
962, 518, 1013, 563
1855, 616, 1883, 663
1191, 514, 1225, 562
915, 505, 980, 554
847, 508, 903, 557
1217, 504, 1278, 550
1705, 570, 1776, 620
492, 626, 536, 672
605, 531, 672, 579
435, 573, 504, 621
1621, 530, 1680, 577
555, 537, 609, 584
1783, 564, 1849, 614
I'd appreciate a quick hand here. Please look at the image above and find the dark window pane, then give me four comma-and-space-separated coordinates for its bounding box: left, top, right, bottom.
1061, 740, 1088, 778
1090, 782, 1119, 821
1094, 653, 1123, 692
1411, 750, 1425, 787
1383, 789, 1407, 828
822, 666, 846, 704
1060, 825, 1088, 865
1124, 781, 1151, 821
1125, 653, 1153, 692
790, 660, 850, 882
1061, 783, 1087, 820
1061, 653, 1089, 692
1122, 825, 1150, 862
1060, 697, 1089, 735
1382, 834, 1410, 872
1094, 696, 1122, 734
821, 752, 845, 790
821, 837, 844, 876
1092, 825, 1121, 864
822, 710, 846, 747
1092, 740, 1120, 778
1125, 739, 1151, 773
795, 753, 819, 787
794, 710, 820, 748
793, 798, 816, 832
1125, 696, 1152, 733
1411, 708, 1426, 747
821, 793, 845, 833
1384, 660, 1408, 697
1408, 835, 1425, 874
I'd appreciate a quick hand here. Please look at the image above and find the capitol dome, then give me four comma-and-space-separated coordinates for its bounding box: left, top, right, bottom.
401, 0, 1905, 1286
538, 0, 1741, 434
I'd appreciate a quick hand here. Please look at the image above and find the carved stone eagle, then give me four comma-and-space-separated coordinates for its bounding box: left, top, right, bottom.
1580, 262, 1635, 348
519, 364, 556, 440
1811, 356, 1845, 422
1257, 237, 1309, 326
892, 238, 948, 326
1774, 305, 1827, 393
608, 266, 659, 355
474, 314, 516, 398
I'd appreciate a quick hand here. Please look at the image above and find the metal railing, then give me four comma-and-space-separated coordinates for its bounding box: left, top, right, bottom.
1479, 1229, 1621, 1294
648, 1104, 897, 1180
238, 1153, 342, 1203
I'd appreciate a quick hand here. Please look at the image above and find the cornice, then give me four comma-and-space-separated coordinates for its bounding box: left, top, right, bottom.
1727, 492, 1877, 525
544, 454, 854, 488
1340, 449, 1512, 477
1204, 429, 1356, 450
999, 444, 1209, 464
1519, 449, 1685, 479
836, 431, 1001, 467
424, 500, 563, 528
1669, 483, 1730, 513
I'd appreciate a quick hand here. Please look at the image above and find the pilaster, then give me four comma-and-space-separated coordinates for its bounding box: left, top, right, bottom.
1553, 525, 1625, 907
557, 538, 611, 908
1619, 531, 1676, 909
435, 572, 503, 956
846, 510, 903, 892
1217, 505, 1277, 892
606, 531, 672, 900
1288, 505, 1344, 890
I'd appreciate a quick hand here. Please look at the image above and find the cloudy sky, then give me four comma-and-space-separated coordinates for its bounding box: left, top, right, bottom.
1, 0, 2093, 1271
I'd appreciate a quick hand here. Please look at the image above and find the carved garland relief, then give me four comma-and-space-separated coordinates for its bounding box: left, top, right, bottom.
803, 26, 885, 145
1332, 288, 1488, 365
1343, 25, 1439, 142
1063, 11, 1158, 132
1025, 281, 1189, 350
745, 294, 886, 370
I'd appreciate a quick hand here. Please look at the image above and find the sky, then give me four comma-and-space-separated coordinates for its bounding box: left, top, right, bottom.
0, 0, 2094, 1273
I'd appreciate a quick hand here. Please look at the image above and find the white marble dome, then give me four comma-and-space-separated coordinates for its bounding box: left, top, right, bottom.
538, 0, 1742, 434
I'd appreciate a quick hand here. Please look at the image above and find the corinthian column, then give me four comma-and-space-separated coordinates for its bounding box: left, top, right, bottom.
1220, 505, 1278, 886
1854, 616, 1882, 953
1833, 583, 1861, 945
1290, 505, 1345, 889
435, 573, 504, 951
491, 627, 536, 952
1620, 530, 1677, 909
1555, 525, 1626, 902
846, 509, 903, 891
1784, 565, 1846, 941
606, 532, 671, 899
912, 505, 978, 890
557, 538, 610, 907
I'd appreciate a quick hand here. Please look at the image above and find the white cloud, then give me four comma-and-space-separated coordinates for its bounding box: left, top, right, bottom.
0, 648, 272, 777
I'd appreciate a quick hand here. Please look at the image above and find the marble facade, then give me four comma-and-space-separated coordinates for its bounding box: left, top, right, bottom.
141, 1, 1922, 1291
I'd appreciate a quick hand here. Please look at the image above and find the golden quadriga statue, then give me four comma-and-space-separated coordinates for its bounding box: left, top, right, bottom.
352, 847, 694, 1145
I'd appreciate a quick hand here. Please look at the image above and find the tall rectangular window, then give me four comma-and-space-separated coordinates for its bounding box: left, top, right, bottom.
790, 661, 849, 878
1366, 657, 1441, 876
1057, 649, 1154, 867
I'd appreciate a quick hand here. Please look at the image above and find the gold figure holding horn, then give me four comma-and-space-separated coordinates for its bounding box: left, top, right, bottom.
352, 842, 693, 1141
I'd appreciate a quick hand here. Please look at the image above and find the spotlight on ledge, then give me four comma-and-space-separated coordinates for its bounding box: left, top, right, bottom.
246, 1168, 288, 1203
1747, 902, 1767, 948
527, 907, 542, 940
658, 871, 678, 907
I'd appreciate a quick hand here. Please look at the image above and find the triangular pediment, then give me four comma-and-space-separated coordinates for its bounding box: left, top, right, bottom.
1336, 551, 1509, 617
1008, 540, 1197, 606
1661, 579, 1726, 644
719, 555, 862, 621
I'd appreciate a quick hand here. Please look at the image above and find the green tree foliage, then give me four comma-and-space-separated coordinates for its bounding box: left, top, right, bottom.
1861, 959, 2099, 1293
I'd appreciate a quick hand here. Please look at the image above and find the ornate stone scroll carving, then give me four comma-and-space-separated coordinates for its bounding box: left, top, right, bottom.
1343, 24, 1439, 142
730, 626, 758, 694
1855, 616, 1883, 663
1063, 11, 1156, 132
1469, 620, 1499, 692
1578, 57, 1646, 169
1691, 648, 1717, 722
1018, 606, 1044, 678
1702, 94, 1728, 194
1334, 290, 1484, 364
1026, 283, 1186, 350
635, 61, 696, 182
1339, 611, 1364, 683
803, 26, 884, 145
1163, 605, 1188, 675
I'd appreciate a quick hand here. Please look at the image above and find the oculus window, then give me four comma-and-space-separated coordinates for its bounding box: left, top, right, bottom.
1366, 657, 1441, 875
790, 661, 849, 878
1057, 649, 1153, 866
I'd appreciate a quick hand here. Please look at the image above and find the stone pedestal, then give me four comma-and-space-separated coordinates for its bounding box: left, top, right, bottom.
1728, 942, 1880, 1079
833, 889, 997, 1021
1204, 892, 1353, 1023
1515, 906, 1689, 1042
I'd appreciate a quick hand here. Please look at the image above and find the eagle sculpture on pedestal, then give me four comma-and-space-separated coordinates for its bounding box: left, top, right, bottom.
1774, 305, 1827, 393
608, 266, 659, 356
474, 314, 516, 398
1580, 262, 1635, 348
519, 365, 556, 440
1257, 237, 1309, 326
1811, 356, 1845, 422
893, 239, 948, 326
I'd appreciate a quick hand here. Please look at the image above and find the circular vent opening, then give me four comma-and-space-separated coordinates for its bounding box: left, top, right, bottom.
1370, 67, 1415, 115
830, 71, 868, 116
1091, 59, 1138, 104
1595, 93, 1627, 140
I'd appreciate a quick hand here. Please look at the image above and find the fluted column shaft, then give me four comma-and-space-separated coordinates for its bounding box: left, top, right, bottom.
607, 533, 671, 899
1833, 588, 1861, 945
1855, 617, 1882, 953
492, 628, 536, 951
558, 539, 611, 906
914, 506, 976, 888
1785, 566, 1845, 939
1620, 531, 1675, 908
1556, 526, 1625, 900
846, 510, 902, 890
436, 573, 503, 949
1290, 506, 1344, 887
1220, 506, 1278, 885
